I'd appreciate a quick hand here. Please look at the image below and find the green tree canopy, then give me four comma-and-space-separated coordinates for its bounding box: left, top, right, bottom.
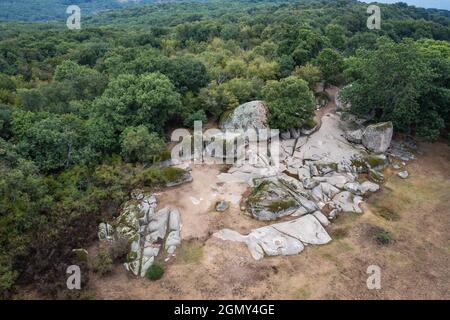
263, 76, 315, 130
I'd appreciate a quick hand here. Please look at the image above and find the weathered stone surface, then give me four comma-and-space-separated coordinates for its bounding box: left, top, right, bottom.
362, 122, 393, 153
220, 100, 268, 131
98, 222, 114, 241
272, 215, 331, 245
398, 171, 409, 179
312, 211, 330, 226
290, 128, 301, 139
297, 166, 311, 181
295, 114, 366, 163
168, 209, 181, 231
246, 179, 300, 221
280, 131, 291, 140
248, 226, 305, 257
369, 168, 384, 183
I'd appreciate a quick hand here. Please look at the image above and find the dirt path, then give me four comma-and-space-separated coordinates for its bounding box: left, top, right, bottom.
314, 86, 339, 130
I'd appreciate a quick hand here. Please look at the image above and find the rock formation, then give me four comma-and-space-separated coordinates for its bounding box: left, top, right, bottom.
98, 192, 182, 277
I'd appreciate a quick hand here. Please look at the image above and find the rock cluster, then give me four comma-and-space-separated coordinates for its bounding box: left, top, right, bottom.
214, 98, 392, 260
98, 192, 181, 277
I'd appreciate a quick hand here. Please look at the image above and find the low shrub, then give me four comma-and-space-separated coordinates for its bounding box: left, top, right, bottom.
145, 263, 164, 280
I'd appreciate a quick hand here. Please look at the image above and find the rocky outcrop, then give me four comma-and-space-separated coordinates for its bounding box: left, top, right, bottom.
98, 192, 182, 277
220, 100, 268, 131
362, 122, 393, 153
345, 129, 363, 144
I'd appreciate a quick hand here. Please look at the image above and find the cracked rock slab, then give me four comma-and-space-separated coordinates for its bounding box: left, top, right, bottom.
214, 214, 330, 260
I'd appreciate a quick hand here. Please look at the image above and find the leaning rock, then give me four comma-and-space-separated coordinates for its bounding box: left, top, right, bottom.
220, 100, 268, 131
398, 171, 409, 179
362, 122, 393, 153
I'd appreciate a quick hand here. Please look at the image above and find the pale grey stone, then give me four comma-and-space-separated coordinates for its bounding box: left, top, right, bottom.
220, 100, 268, 131
215, 200, 230, 212
332, 191, 363, 213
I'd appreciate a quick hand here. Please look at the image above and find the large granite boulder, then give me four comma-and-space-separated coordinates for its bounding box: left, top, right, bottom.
362, 122, 393, 153
220, 100, 268, 131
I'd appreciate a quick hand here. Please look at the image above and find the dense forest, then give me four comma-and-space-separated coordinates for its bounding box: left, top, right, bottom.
0, 0, 449, 298
0, 0, 160, 22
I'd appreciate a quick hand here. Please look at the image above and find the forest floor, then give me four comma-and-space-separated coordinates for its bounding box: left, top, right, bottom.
87, 90, 450, 300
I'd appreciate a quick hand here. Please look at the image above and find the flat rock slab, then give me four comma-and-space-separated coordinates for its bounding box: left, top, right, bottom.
214, 214, 330, 260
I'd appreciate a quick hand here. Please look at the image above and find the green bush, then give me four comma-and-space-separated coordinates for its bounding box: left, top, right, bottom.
374, 228, 393, 245
145, 263, 164, 281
